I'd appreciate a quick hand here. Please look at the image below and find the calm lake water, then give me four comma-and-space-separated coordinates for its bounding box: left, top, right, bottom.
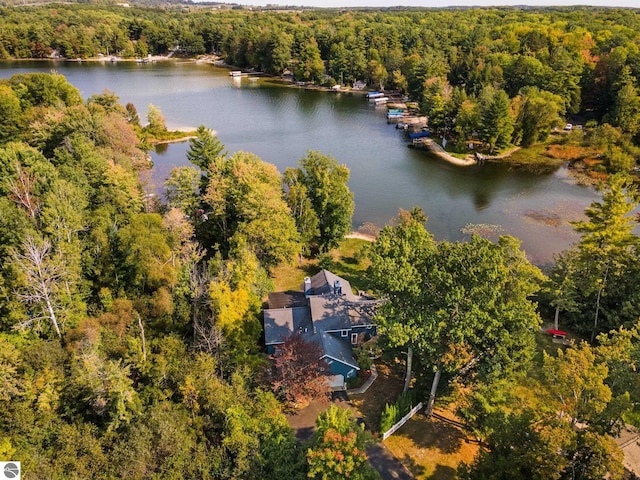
0, 60, 601, 264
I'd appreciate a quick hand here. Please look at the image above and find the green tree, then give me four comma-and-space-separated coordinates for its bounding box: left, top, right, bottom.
367, 60, 388, 91
459, 411, 572, 480
421, 77, 452, 134
204, 151, 300, 266
0, 85, 22, 145
186, 125, 226, 173
543, 343, 612, 427
145, 103, 166, 135
569, 431, 625, 480
165, 166, 200, 217
367, 208, 436, 392
117, 213, 176, 293
294, 37, 325, 84
608, 74, 640, 138
307, 405, 379, 480
286, 151, 354, 253
267, 31, 293, 75
370, 210, 542, 413
283, 167, 320, 253
87, 89, 126, 116
512, 86, 565, 147
479, 86, 514, 153
6, 72, 82, 109
552, 174, 640, 339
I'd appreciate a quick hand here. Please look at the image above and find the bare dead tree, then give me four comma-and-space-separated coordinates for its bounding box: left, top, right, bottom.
193, 312, 224, 358
12, 236, 65, 337
8, 164, 41, 219
136, 311, 147, 363
189, 261, 223, 357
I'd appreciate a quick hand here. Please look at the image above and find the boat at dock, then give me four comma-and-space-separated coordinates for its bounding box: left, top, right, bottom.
409, 131, 431, 140
366, 91, 386, 99
373, 97, 389, 105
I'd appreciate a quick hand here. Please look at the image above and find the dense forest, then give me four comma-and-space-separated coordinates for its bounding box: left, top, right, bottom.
1, 4, 640, 162
1, 4, 640, 480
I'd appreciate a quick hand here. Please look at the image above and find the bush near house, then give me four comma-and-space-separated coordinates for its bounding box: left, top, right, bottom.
379, 390, 417, 434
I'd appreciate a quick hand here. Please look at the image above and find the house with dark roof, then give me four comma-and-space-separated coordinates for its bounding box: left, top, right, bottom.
264, 270, 377, 388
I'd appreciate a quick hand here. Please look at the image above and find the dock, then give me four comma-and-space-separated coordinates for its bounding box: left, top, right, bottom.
410, 138, 477, 167
365, 90, 472, 167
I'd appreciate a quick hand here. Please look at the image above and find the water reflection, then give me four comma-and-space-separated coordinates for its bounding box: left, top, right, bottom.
154, 143, 169, 154
0, 60, 604, 263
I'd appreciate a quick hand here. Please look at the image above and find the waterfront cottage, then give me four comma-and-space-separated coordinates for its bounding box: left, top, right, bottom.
264, 270, 377, 388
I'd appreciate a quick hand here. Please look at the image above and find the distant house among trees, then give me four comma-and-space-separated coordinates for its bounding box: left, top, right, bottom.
264, 270, 377, 389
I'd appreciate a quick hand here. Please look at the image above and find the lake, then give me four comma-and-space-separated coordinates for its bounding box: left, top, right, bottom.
0, 59, 601, 264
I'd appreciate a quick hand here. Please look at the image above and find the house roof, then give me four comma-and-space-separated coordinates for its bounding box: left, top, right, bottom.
264, 270, 376, 374
268, 291, 308, 309
264, 306, 312, 345
305, 269, 357, 302
309, 331, 360, 371
347, 300, 378, 327
309, 295, 350, 332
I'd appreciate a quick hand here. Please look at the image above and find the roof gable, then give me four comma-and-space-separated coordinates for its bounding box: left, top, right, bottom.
264, 306, 312, 345
306, 269, 357, 302
317, 331, 360, 370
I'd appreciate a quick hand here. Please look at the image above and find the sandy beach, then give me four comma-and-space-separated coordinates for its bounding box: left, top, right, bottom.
346, 232, 377, 242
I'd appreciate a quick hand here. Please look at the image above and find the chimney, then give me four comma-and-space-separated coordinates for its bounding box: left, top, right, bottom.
334, 280, 342, 296
304, 277, 311, 298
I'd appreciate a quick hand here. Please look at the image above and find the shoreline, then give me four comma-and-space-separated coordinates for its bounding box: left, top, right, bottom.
151, 135, 197, 146
9, 56, 593, 179
421, 139, 477, 167
346, 232, 376, 242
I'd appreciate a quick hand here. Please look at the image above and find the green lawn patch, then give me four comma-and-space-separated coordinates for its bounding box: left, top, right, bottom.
269, 237, 372, 296
489, 144, 562, 173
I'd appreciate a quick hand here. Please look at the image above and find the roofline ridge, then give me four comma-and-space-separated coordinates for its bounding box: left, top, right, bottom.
321, 352, 360, 371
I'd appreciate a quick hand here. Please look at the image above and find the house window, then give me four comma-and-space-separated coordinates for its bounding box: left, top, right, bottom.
341, 330, 348, 337
351, 333, 358, 345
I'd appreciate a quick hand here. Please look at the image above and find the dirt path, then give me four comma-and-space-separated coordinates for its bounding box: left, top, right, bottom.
286, 394, 414, 479
367, 443, 415, 480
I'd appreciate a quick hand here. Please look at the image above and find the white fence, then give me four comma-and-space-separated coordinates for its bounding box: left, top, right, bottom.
382, 402, 424, 441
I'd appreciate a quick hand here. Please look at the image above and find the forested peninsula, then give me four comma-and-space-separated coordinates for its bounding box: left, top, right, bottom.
1, 4, 640, 480
2, 4, 640, 171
